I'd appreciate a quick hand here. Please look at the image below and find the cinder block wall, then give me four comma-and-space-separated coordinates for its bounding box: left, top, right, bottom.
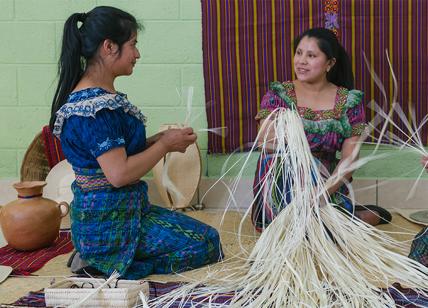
0, 0, 426, 183
0, 0, 207, 179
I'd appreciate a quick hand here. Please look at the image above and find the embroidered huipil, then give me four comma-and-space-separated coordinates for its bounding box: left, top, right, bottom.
252, 81, 367, 230
54, 88, 222, 278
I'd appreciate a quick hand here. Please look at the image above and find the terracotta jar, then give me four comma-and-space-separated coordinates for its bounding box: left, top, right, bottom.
0, 181, 69, 251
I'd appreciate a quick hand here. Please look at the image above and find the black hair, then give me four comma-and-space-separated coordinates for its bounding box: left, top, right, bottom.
294, 27, 354, 90
49, 6, 142, 130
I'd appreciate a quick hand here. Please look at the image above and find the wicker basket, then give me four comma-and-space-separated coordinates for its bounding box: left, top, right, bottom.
45, 277, 149, 308
20, 132, 51, 181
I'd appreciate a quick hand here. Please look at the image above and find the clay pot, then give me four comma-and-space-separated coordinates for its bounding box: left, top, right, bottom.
0, 181, 69, 251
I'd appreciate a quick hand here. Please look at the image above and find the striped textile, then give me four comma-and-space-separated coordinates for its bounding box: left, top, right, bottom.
0, 231, 73, 276
8, 290, 45, 307
9, 281, 428, 307
202, 0, 428, 153
386, 283, 428, 308
41, 125, 65, 168
202, 0, 324, 153
339, 0, 428, 144
148, 281, 234, 307
73, 167, 113, 191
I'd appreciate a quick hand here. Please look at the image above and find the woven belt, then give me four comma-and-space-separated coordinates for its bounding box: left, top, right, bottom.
74, 167, 114, 191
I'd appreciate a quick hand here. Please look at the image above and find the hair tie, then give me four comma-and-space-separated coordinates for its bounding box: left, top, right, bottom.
78, 12, 87, 22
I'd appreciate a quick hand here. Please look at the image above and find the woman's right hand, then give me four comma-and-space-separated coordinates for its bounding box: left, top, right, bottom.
421, 155, 428, 171
159, 127, 197, 153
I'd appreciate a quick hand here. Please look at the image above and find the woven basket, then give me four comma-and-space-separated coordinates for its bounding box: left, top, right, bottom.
20, 132, 51, 181
45, 277, 149, 308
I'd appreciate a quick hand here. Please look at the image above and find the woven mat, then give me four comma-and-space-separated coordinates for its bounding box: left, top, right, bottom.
6, 280, 428, 308
0, 211, 424, 305
0, 231, 73, 276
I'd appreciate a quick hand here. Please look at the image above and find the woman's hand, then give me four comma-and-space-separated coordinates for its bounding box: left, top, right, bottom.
159, 127, 197, 153
421, 155, 428, 171
146, 132, 164, 147
97, 127, 197, 188
257, 118, 277, 152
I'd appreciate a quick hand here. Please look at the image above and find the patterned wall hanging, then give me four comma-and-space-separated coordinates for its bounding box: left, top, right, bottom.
202, 0, 428, 153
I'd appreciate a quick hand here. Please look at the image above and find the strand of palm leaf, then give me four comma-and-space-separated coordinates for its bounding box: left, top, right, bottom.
367, 102, 428, 202
140, 107, 428, 307
363, 50, 428, 200
159, 87, 195, 206
160, 86, 227, 207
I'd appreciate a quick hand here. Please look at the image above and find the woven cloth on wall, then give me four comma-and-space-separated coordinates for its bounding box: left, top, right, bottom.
202, 0, 324, 153
202, 0, 428, 153
339, 0, 428, 144
0, 231, 73, 276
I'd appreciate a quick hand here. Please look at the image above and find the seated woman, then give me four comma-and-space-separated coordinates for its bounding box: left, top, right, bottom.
408, 156, 428, 267
50, 6, 223, 279
252, 28, 391, 231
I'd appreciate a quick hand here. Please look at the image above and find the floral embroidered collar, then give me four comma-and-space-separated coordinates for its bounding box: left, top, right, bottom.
282, 81, 348, 121
53, 88, 147, 138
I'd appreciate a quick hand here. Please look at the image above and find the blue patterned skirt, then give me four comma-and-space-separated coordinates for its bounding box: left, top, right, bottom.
71, 167, 223, 279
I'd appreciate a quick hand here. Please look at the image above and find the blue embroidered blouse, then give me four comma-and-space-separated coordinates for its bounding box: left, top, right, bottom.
54, 88, 147, 167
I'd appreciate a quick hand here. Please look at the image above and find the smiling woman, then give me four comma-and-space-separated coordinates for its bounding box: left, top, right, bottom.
48, 6, 223, 279
252, 27, 391, 230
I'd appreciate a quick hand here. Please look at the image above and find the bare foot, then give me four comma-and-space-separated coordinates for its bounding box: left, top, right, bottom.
355, 210, 381, 226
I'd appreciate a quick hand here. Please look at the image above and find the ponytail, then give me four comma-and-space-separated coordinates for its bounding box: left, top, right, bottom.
294, 28, 354, 90
49, 13, 85, 130
49, 6, 141, 131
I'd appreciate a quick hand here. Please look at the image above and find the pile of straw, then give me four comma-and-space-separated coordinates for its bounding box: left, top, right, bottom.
141, 108, 428, 307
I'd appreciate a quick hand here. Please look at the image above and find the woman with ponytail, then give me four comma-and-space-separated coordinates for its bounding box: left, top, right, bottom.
252, 27, 391, 230
51, 6, 222, 279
